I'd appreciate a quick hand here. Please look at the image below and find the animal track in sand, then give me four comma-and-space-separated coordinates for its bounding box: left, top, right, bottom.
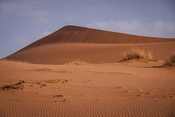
149, 88, 175, 99
84, 80, 91, 83
113, 87, 153, 99
123, 88, 175, 100
53, 94, 66, 102
115, 86, 129, 93
126, 89, 152, 99
53, 94, 63, 98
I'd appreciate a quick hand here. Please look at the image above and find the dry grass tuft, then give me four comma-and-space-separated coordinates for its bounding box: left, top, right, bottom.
121, 47, 153, 61
1, 58, 29, 63
66, 60, 89, 65
163, 54, 175, 67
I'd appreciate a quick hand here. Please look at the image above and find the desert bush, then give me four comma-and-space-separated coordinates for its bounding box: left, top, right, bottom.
121, 47, 153, 61
66, 60, 89, 65
163, 54, 175, 67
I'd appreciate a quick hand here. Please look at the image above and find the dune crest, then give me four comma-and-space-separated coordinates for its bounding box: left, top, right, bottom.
18, 25, 175, 50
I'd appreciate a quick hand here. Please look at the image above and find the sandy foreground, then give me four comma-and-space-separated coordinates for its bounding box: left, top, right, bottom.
0, 60, 175, 117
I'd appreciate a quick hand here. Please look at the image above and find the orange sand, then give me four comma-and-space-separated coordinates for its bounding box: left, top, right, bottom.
0, 61, 175, 116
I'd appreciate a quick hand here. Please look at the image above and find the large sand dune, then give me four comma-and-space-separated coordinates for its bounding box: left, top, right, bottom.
1, 25, 175, 116
5, 25, 175, 64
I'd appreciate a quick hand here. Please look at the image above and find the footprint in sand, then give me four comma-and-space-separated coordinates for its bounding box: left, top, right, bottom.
53, 95, 66, 102
115, 86, 129, 93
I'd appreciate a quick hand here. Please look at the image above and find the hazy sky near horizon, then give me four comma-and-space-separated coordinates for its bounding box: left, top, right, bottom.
0, 0, 175, 58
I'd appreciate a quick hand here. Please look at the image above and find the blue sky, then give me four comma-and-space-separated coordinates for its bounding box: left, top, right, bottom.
0, 0, 175, 58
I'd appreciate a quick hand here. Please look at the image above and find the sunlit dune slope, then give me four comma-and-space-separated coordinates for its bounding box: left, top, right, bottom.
5, 25, 175, 64
18, 25, 174, 50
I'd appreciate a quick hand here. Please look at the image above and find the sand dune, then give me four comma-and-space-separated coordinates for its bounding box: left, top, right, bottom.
18, 25, 175, 49
5, 42, 175, 64
5, 25, 175, 64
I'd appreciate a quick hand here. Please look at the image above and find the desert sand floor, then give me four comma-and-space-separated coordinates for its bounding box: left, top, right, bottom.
0, 60, 175, 117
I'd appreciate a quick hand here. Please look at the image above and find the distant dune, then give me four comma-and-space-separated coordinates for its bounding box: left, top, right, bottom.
5, 25, 175, 64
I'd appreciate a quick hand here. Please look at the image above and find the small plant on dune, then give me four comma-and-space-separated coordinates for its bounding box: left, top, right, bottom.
163, 54, 175, 67
66, 60, 89, 65
0, 58, 29, 63
121, 47, 153, 61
